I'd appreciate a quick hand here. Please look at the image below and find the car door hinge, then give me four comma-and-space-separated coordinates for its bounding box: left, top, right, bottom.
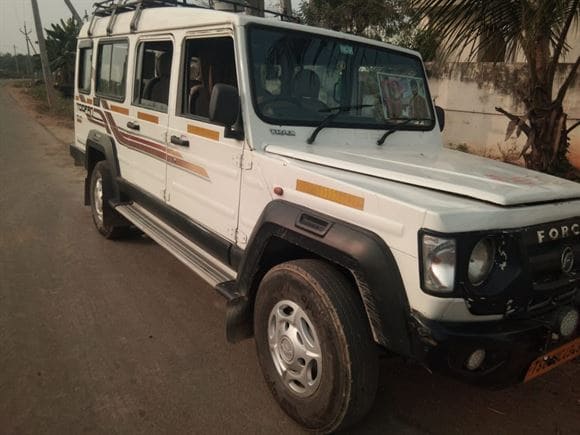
162, 188, 170, 202
233, 154, 252, 170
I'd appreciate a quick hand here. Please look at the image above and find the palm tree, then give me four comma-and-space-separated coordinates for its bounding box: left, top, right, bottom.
413, 0, 580, 177
45, 18, 81, 96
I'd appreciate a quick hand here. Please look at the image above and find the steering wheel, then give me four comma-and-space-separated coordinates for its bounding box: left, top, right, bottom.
259, 96, 304, 113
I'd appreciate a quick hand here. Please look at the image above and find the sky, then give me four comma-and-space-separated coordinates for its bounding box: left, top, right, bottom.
1, 0, 302, 55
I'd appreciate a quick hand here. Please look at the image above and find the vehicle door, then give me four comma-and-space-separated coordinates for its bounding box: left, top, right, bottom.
74, 40, 94, 152
125, 36, 176, 200
112, 36, 174, 201
166, 33, 242, 242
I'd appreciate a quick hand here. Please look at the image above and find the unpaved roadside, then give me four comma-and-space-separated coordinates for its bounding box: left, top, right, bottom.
6, 81, 74, 147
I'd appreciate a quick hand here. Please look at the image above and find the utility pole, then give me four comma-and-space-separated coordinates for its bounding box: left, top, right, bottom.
30, 0, 56, 109
20, 23, 34, 76
64, 0, 83, 25
13, 45, 20, 76
21, 23, 38, 56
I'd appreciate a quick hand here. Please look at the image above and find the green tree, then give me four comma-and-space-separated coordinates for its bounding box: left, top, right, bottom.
300, 0, 397, 38
245, 0, 265, 15
300, 0, 437, 59
45, 18, 80, 92
0, 53, 36, 78
413, 0, 580, 177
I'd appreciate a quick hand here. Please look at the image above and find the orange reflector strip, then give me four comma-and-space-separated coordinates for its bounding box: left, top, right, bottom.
167, 155, 209, 179
296, 180, 365, 210
138, 111, 159, 124
187, 124, 220, 141
110, 104, 129, 115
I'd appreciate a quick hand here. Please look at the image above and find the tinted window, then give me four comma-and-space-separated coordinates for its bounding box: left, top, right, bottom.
96, 41, 128, 99
133, 40, 173, 112
181, 37, 237, 119
78, 47, 92, 93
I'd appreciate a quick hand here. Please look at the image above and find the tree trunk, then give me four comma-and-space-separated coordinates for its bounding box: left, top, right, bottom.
246, 0, 264, 16
526, 105, 570, 174
280, 0, 292, 14
524, 55, 579, 176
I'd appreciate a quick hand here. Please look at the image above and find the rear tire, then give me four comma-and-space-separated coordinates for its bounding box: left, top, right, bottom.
254, 259, 379, 433
89, 161, 130, 239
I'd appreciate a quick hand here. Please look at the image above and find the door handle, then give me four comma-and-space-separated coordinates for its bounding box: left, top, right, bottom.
126, 121, 140, 131
171, 135, 189, 147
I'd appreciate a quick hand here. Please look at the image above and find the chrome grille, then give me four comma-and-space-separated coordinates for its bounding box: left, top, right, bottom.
518, 218, 580, 317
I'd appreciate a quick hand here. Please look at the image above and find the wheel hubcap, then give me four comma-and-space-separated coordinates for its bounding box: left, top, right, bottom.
268, 300, 322, 397
94, 176, 104, 224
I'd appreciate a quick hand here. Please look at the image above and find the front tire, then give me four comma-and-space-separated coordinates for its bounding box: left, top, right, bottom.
254, 259, 379, 433
89, 161, 129, 239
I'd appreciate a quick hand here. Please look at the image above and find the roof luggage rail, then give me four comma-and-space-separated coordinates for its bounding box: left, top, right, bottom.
89, 0, 299, 35
129, 1, 144, 32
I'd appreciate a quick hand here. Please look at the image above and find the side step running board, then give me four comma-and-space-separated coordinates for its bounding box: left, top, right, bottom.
115, 203, 236, 288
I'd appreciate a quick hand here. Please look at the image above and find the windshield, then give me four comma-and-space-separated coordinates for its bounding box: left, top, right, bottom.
248, 25, 435, 130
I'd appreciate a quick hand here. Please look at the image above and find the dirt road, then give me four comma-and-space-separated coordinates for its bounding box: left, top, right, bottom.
0, 82, 578, 434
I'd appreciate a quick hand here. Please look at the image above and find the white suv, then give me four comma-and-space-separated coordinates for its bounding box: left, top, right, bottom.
70, 1, 580, 432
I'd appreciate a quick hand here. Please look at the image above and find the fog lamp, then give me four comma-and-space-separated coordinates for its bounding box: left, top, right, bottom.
558, 308, 579, 338
465, 349, 486, 371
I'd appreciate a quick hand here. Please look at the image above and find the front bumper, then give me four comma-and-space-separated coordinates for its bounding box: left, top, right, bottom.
409, 298, 580, 387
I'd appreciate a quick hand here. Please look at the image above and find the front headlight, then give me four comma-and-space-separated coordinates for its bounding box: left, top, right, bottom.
468, 238, 495, 286
422, 234, 456, 293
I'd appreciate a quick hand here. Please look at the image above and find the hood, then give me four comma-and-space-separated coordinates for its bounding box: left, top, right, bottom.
264, 144, 580, 206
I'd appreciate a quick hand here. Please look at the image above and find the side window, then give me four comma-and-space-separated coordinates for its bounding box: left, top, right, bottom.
96, 41, 128, 100
78, 47, 92, 94
181, 37, 237, 120
133, 40, 173, 112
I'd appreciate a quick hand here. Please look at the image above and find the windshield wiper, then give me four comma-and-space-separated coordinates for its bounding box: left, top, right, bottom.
307, 104, 374, 144
376, 118, 416, 145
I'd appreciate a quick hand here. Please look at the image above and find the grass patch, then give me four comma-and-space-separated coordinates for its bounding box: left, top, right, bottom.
25, 82, 74, 120
11, 80, 30, 89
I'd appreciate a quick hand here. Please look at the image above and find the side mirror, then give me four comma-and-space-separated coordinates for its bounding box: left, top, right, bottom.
435, 105, 445, 132
209, 84, 243, 140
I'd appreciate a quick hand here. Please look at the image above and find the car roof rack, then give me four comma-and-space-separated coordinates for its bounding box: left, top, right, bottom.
87, 0, 300, 36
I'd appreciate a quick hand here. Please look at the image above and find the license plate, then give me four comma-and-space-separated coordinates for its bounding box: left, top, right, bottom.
524, 337, 580, 382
